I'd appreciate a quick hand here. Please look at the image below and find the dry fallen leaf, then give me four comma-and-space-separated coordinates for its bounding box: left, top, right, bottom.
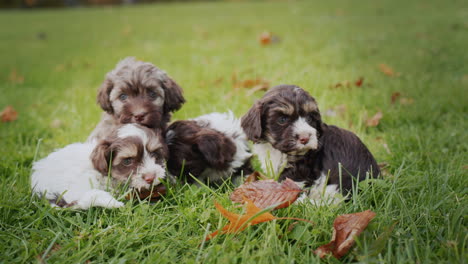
1, 106, 18, 122
355, 77, 364, 87
379, 64, 400, 77
230, 178, 302, 209
205, 198, 277, 241
206, 198, 313, 241
314, 210, 376, 259
391, 92, 401, 104
365, 111, 383, 127
258, 31, 280, 46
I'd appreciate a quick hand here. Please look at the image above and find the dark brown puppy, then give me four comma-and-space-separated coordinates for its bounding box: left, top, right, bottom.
241, 85, 379, 202
88, 57, 185, 141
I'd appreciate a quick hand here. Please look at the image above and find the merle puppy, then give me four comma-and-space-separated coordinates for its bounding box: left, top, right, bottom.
88, 57, 185, 141
166, 112, 252, 185
241, 85, 379, 204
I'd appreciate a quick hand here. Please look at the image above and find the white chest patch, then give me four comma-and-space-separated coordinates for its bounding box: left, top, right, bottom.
295, 173, 345, 206
252, 143, 288, 176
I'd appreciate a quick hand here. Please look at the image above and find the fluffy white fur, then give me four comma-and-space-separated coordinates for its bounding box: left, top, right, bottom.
31, 142, 124, 209
31, 124, 165, 209
192, 111, 252, 181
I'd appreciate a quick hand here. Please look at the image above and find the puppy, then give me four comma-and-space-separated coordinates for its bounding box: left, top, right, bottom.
88, 57, 185, 141
241, 85, 379, 204
166, 112, 252, 185
31, 124, 168, 209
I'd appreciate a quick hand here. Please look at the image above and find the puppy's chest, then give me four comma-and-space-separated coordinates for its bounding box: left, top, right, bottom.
252, 143, 288, 175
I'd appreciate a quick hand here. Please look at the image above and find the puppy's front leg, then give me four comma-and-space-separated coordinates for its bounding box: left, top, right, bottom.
75, 189, 124, 209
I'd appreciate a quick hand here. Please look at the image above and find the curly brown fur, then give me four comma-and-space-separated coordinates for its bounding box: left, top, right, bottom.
88, 57, 185, 141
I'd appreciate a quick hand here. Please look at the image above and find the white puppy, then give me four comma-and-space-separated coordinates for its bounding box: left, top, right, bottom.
31, 124, 168, 209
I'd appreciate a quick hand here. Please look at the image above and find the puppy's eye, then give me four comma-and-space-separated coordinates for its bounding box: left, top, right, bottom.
122, 158, 133, 166
147, 90, 157, 99
119, 94, 128, 101
305, 116, 314, 124
150, 150, 163, 158
277, 116, 289, 125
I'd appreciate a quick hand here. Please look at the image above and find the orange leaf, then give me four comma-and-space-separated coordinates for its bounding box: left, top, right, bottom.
205, 198, 277, 241
355, 77, 364, 87
259, 31, 272, 45
379, 64, 399, 77
314, 210, 376, 259
1, 106, 18, 122
230, 178, 302, 209
244, 171, 269, 183
365, 111, 383, 127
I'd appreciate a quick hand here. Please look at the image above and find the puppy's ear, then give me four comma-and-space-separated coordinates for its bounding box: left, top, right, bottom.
196, 132, 235, 171
161, 77, 185, 114
91, 141, 112, 175
97, 79, 114, 114
241, 102, 263, 142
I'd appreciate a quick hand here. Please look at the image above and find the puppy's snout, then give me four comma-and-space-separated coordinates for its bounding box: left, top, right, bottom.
143, 173, 156, 184
299, 136, 310, 145
134, 112, 147, 122
296, 132, 311, 145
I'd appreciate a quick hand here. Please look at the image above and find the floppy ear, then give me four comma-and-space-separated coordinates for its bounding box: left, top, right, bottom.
91, 141, 112, 175
161, 76, 185, 114
241, 101, 263, 142
97, 79, 114, 114
196, 132, 235, 171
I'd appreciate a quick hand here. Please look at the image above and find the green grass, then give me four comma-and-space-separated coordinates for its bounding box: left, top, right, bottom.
1, 0, 467, 263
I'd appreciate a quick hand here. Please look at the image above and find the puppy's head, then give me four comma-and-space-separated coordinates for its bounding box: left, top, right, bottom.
97, 57, 185, 129
91, 124, 168, 190
241, 84, 323, 155
165, 120, 236, 181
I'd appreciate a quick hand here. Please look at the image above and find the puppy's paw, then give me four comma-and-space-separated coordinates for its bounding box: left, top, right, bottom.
76, 189, 124, 209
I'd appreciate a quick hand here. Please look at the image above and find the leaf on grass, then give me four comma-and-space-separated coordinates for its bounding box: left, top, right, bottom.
230, 178, 302, 209
390, 92, 401, 104
355, 77, 364, 87
379, 64, 400, 77
9, 69, 24, 84
314, 210, 376, 259
399, 97, 414, 105
259, 31, 280, 46
365, 111, 383, 127
205, 198, 277, 241
1, 106, 18, 122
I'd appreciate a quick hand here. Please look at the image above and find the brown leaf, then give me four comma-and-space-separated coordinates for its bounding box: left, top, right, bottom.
205, 198, 277, 241
9, 69, 24, 84
378, 64, 399, 77
355, 77, 364, 87
258, 31, 280, 46
325, 104, 347, 117
314, 210, 376, 259
230, 178, 302, 209
365, 111, 383, 127
390, 92, 401, 104
1, 106, 18, 122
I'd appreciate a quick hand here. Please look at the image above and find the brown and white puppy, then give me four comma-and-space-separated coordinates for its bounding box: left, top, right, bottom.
31, 124, 168, 209
166, 112, 252, 185
241, 85, 379, 204
88, 57, 185, 141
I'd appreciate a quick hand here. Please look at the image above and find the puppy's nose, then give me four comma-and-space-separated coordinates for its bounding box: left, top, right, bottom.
299, 136, 310, 145
134, 112, 147, 122
143, 173, 156, 184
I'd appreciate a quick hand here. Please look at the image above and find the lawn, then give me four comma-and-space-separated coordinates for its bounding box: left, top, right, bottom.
0, 0, 467, 263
